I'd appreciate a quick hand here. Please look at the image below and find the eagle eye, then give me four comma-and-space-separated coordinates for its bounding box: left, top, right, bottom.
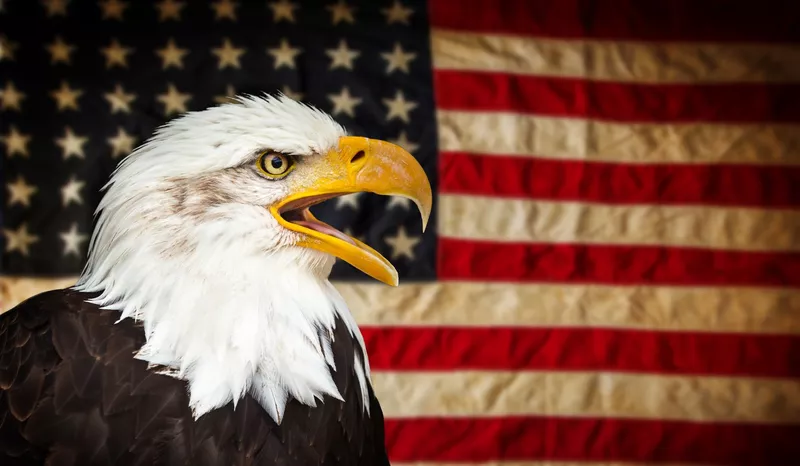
257, 151, 295, 179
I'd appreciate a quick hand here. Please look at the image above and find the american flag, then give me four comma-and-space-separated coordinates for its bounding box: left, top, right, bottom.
2, 0, 800, 464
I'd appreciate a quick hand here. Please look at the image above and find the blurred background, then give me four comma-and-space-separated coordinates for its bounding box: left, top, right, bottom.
1, 0, 799, 464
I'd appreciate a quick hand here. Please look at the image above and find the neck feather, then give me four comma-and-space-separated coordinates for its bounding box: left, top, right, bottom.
73, 201, 371, 422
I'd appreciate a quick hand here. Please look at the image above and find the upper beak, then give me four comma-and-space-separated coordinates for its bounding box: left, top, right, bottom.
270, 136, 432, 286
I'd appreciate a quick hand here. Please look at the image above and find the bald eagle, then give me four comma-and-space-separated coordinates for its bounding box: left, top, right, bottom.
0, 94, 431, 465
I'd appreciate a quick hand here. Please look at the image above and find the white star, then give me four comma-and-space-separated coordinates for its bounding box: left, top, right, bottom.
267, 38, 301, 69
389, 130, 420, 154
325, 39, 360, 70
50, 80, 83, 111
1, 125, 30, 157
382, 0, 413, 24
384, 226, 420, 261
156, 38, 189, 69
98, 0, 128, 20
6, 175, 37, 207
328, 87, 361, 117
55, 127, 88, 160
42, 0, 69, 17
211, 37, 245, 69
335, 192, 361, 210
381, 42, 416, 74
268, 0, 297, 22
108, 126, 136, 158
156, 83, 192, 116
383, 90, 417, 122
100, 38, 134, 68
211, 0, 237, 21
46, 36, 76, 64
61, 176, 85, 207
281, 85, 303, 101
60, 223, 88, 257
155, 0, 184, 21
1, 81, 26, 111
104, 83, 136, 113
0, 34, 18, 61
214, 84, 237, 104
326, 0, 354, 24
3, 223, 39, 256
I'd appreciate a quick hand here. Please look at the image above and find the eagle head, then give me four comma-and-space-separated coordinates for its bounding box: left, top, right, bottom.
73, 93, 431, 420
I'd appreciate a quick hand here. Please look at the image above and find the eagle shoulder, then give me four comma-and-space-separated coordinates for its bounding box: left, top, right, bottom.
0, 288, 389, 465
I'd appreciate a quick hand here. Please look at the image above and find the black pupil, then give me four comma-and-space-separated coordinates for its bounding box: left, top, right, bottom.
270, 156, 283, 170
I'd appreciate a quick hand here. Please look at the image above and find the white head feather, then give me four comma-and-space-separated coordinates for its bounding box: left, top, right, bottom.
73, 94, 371, 421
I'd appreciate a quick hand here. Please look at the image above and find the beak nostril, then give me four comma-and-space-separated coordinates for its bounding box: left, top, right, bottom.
350, 150, 366, 164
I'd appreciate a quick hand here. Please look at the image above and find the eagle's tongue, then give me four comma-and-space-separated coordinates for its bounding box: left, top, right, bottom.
295, 220, 358, 246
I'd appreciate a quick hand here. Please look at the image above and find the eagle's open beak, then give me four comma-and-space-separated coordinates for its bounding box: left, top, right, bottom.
270, 136, 432, 286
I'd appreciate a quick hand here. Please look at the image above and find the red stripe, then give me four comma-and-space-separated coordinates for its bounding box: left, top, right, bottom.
438, 238, 800, 287
363, 326, 800, 378
440, 152, 800, 208
385, 416, 800, 463
428, 0, 800, 43
434, 70, 800, 123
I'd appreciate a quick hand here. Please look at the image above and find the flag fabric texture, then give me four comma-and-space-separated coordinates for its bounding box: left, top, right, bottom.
2, 0, 800, 464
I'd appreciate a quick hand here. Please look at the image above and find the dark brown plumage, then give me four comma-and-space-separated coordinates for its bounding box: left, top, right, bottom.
0, 288, 390, 466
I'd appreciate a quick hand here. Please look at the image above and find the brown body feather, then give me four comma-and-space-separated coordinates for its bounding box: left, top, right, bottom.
0, 288, 390, 465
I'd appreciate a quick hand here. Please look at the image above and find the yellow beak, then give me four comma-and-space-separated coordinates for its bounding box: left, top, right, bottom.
270, 136, 432, 286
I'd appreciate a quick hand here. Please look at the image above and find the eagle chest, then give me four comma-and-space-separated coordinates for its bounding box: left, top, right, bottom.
0, 290, 389, 466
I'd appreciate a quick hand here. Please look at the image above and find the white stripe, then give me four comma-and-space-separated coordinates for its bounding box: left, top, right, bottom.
373, 370, 800, 423
438, 194, 800, 252
431, 29, 800, 83
438, 110, 800, 165
4, 278, 800, 335
341, 282, 800, 334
